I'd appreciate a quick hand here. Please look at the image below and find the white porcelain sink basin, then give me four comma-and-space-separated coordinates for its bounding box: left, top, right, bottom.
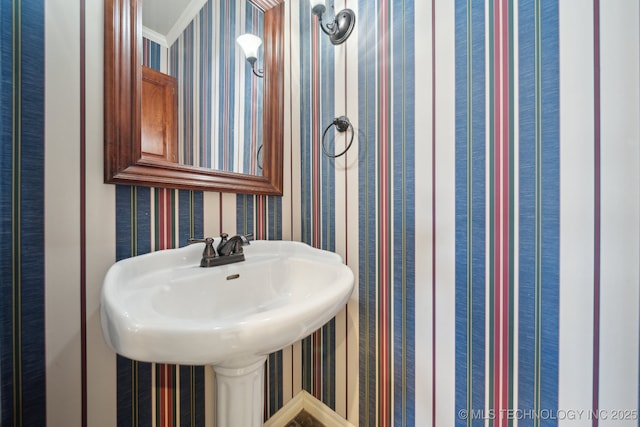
100, 239, 354, 366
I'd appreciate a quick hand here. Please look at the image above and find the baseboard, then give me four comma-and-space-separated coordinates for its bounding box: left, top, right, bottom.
264, 391, 355, 427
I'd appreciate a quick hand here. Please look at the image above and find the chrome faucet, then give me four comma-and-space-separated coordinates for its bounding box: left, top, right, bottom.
187, 233, 252, 267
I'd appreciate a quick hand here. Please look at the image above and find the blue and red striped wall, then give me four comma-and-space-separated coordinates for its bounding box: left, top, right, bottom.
357, 0, 416, 425
455, 0, 560, 425
1, 0, 640, 426
0, 0, 46, 424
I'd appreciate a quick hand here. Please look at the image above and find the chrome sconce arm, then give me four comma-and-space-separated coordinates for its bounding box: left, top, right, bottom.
310, 1, 356, 45
237, 34, 264, 78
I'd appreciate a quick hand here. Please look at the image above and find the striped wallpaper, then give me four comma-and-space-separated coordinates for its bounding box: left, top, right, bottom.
299, 0, 339, 410
454, 0, 561, 424
0, 0, 46, 425
357, 0, 416, 425
453, 1, 639, 427
1, 0, 639, 426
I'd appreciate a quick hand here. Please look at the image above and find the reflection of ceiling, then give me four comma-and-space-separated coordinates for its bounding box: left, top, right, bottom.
143, 0, 191, 35
143, 0, 288, 36
143, 0, 207, 46
142, 0, 285, 47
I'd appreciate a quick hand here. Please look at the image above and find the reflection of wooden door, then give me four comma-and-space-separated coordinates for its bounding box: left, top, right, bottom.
141, 66, 178, 163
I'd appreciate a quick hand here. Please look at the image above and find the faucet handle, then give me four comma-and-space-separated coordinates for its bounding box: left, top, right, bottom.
187, 237, 216, 258
187, 237, 213, 244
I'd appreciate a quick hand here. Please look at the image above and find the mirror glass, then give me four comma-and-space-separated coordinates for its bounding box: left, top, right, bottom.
142, 0, 264, 176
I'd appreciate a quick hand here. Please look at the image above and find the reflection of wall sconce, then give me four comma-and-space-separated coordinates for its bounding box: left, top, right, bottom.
257, 144, 263, 170
309, 0, 356, 45
237, 34, 264, 78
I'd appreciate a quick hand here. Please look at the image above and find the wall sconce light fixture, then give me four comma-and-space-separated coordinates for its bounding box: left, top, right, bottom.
237, 34, 264, 78
310, 0, 356, 45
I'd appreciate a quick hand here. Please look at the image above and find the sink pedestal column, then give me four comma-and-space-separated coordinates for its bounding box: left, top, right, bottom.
213, 356, 268, 427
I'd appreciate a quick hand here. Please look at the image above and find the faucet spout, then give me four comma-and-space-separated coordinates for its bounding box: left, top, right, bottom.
217, 234, 252, 257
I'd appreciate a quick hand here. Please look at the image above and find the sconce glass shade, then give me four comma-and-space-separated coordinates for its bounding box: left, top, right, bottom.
237, 34, 262, 61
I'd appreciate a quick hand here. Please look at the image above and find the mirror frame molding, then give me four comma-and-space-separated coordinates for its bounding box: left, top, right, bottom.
104, 0, 284, 194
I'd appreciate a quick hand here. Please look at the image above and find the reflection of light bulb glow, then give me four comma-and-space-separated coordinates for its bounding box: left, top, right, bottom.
236, 34, 262, 61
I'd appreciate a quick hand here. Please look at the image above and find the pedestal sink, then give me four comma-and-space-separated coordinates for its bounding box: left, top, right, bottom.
100, 239, 354, 426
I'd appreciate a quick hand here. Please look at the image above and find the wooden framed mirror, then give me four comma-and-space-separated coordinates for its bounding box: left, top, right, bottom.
104, 0, 284, 194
